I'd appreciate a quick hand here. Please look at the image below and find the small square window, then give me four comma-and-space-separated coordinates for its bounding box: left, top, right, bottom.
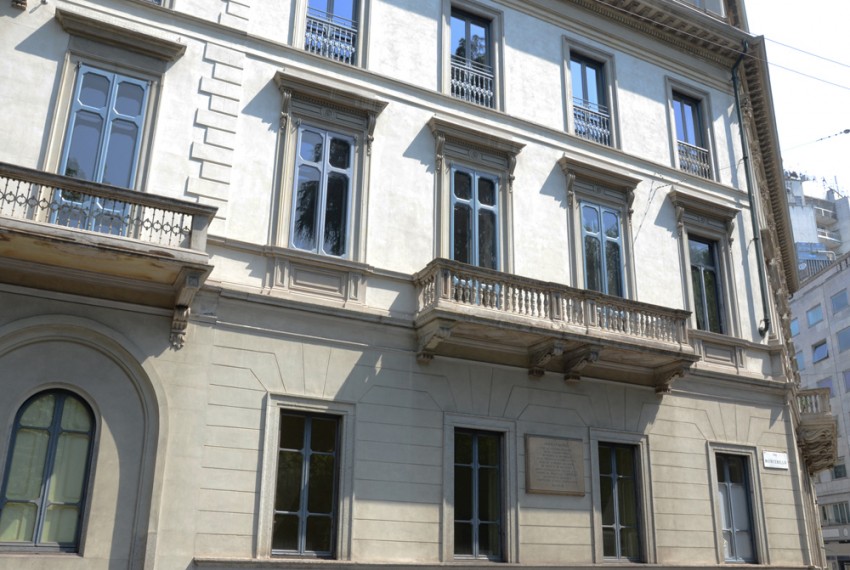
790, 318, 799, 337
838, 327, 850, 353
818, 377, 835, 398
833, 290, 849, 314
813, 340, 829, 363
807, 304, 824, 327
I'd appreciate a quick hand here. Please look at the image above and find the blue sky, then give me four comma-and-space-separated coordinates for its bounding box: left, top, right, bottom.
745, 0, 850, 192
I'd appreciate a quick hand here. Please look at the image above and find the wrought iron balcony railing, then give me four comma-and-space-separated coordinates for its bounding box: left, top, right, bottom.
450, 55, 495, 109
677, 140, 711, 179
573, 99, 612, 146
415, 259, 690, 346
0, 162, 214, 251
305, 8, 357, 65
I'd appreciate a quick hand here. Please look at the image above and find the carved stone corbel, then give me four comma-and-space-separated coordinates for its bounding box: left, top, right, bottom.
528, 340, 566, 377
170, 271, 205, 350
416, 324, 453, 364
565, 171, 577, 209
366, 112, 377, 155
654, 363, 692, 395
434, 133, 446, 173
564, 345, 601, 382
507, 154, 517, 193
170, 306, 191, 349
625, 187, 636, 221
279, 87, 292, 130
674, 204, 685, 238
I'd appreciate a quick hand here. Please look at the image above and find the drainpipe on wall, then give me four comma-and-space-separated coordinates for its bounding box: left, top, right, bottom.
732, 41, 771, 337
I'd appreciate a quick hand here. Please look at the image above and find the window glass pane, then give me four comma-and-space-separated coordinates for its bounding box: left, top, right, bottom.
20, 394, 55, 428
839, 327, 850, 353
102, 119, 139, 188
833, 290, 849, 314
41, 504, 79, 544
600, 475, 614, 525
47, 433, 89, 503
585, 236, 602, 292
602, 527, 616, 557
618, 477, 637, 526
673, 98, 686, 142
469, 22, 488, 65
0, 502, 37, 542
478, 177, 496, 206
275, 451, 303, 512
454, 522, 473, 555
582, 205, 599, 234
5, 429, 50, 500
323, 173, 349, 256
621, 527, 640, 559
450, 15, 467, 59
477, 434, 499, 466
305, 515, 332, 552
598, 444, 612, 475
307, 454, 335, 514
790, 318, 799, 337
454, 170, 472, 200
280, 414, 305, 450
478, 466, 499, 521
64, 111, 104, 181
603, 210, 619, 239
478, 209, 497, 270
453, 203, 472, 264
328, 137, 351, 169
79, 72, 110, 108
479, 522, 500, 558
807, 305, 824, 326
455, 432, 472, 465
272, 514, 300, 551
311, 418, 337, 453
605, 241, 622, 297
454, 465, 472, 520
813, 341, 829, 362
293, 166, 320, 250
114, 81, 145, 117
60, 398, 91, 432
570, 60, 586, 102
300, 130, 324, 162
704, 269, 722, 333
616, 446, 635, 477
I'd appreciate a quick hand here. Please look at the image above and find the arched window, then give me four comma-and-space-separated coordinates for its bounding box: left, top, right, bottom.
0, 390, 94, 551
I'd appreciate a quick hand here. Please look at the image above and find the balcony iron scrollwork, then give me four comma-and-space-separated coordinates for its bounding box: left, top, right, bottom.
450, 55, 495, 109
573, 98, 612, 146
677, 140, 711, 179
305, 8, 358, 65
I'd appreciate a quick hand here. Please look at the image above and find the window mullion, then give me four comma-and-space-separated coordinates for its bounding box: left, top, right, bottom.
471, 171, 480, 267
316, 132, 331, 255
471, 434, 480, 557
299, 417, 312, 553
33, 394, 66, 546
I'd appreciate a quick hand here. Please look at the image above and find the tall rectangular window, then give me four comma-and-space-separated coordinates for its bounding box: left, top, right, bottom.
291, 125, 354, 258
716, 454, 755, 563
790, 318, 799, 337
581, 202, 623, 296
305, 0, 358, 64
272, 412, 340, 556
598, 443, 641, 560
672, 92, 710, 178
570, 55, 610, 146
689, 236, 723, 333
57, 64, 149, 234
451, 166, 499, 270
450, 10, 494, 108
454, 430, 502, 560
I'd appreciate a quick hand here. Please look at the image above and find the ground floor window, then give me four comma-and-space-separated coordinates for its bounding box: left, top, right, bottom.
716, 453, 755, 562
598, 442, 641, 560
454, 429, 502, 560
272, 412, 340, 556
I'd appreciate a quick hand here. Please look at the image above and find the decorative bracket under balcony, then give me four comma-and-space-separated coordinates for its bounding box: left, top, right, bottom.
413, 258, 699, 390
796, 388, 838, 474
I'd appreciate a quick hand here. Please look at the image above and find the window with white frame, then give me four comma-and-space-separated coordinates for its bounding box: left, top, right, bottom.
454, 429, 502, 560
822, 502, 850, 525
671, 89, 712, 179
55, 64, 151, 235
429, 116, 523, 272
275, 71, 386, 261
715, 454, 756, 562
304, 0, 360, 65
272, 411, 340, 556
670, 191, 739, 335
569, 52, 613, 146
0, 390, 95, 552
560, 157, 639, 298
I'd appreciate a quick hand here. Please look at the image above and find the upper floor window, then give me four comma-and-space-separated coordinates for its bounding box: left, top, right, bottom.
838, 326, 850, 354
275, 70, 386, 262
454, 429, 502, 560
817, 377, 835, 397
272, 411, 340, 556
822, 502, 850, 525
832, 459, 847, 480
451, 167, 500, 270
832, 289, 849, 314
291, 126, 355, 257
449, 8, 495, 108
56, 64, 150, 234
715, 453, 755, 562
813, 340, 829, 363
672, 91, 711, 179
0, 391, 94, 552
305, 0, 359, 65
570, 54, 611, 146
790, 318, 799, 337
807, 304, 823, 327
795, 351, 804, 371
689, 236, 723, 333
581, 202, 624, 296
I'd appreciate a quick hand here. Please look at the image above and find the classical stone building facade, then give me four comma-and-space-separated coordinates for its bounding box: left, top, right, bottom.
0, 0, 836, 569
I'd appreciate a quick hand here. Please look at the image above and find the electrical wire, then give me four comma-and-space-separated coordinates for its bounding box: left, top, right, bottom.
765, 38, 850, 70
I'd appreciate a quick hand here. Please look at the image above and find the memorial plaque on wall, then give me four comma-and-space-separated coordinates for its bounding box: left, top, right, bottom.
525, 435, 585, 495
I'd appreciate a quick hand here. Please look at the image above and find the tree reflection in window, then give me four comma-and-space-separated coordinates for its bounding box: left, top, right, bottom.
689, 236, 723, 333
581, 202, 623, 296
291, 126, 354, 257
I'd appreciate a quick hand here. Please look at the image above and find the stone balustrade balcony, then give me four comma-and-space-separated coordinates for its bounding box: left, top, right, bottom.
0, 162, 217, 346
413, 258, 699, 391
797, 388, 838, 474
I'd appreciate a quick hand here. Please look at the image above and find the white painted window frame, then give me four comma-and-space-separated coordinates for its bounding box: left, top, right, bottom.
563, 38, 619, 148
665, 78, 717, 181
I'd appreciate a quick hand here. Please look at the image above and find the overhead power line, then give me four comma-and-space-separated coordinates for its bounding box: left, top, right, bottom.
765, 38, 850, 69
